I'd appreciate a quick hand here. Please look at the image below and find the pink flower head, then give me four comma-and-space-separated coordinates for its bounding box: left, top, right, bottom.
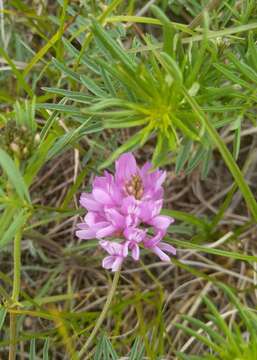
76, 152, 175, 271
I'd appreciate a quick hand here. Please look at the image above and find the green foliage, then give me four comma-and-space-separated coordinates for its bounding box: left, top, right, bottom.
94, 335, 145, 360
39, 2, 257, 220
176, 284, 257, 360
0, 1, 256, 359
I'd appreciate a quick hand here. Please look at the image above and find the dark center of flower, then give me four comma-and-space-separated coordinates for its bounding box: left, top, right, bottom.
125, 174, 144, 200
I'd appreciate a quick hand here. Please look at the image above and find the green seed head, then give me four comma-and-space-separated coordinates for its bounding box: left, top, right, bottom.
0, 120, 39, 160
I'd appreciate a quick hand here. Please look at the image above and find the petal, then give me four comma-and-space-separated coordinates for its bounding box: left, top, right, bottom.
139, 202, 152, 222
154, 170, 166, 189
111, 256, 123, 272
100, 240, 123, 255
92, 188, 113, 205
131, 244, 140, 261
100, 240, 111, 252
122, 242, 129, 257
143, 232, 162, 248
77, 222, 90, 229
80, 194, 102, 211
102, 256, 116, 269
139, 199, 163, 222
140, 161, 152, 177
125, 214, 140, 228
76, 229, 96, 239
152, 246, 171, 262
115, 153, 138, 184
105, 208, 125, 228
141, 167, 166, 201
149, 215, 174, 231
121, 196, 138, 212
84, 212, 97, 226
124, 227, 146, 243
159, 242, 176, 255
93, 173, 112, 189
96, 225, 116, 238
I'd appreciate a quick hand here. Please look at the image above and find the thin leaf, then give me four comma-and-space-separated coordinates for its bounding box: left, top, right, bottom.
169, 238, 257, 263
98, 129, 145, 170
0, 307, 7, 330
0, 149, 31, 203
29, 338, 36, 360
0, 210, 29, 249
182, 86, 257, 222
80, 75, 108, 97
128, 337, 145, 360
175, 140, 193, 174
43, 338, 49, 360
52, 58, 80, 82
91, 21, 136, 74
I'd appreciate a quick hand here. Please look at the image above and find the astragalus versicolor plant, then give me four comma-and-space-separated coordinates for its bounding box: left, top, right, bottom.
76, 153, 176, 271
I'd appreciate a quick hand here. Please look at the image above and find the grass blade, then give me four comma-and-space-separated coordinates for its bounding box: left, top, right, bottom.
181, 86, 257, 222
0, 149, 31, 203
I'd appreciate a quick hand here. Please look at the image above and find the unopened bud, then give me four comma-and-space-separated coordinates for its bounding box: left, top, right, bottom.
34, 133, 40, 144
10, 142, 20, 153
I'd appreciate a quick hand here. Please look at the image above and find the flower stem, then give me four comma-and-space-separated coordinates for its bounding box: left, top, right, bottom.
9, 230, 22, 360
78, 270, 121, 358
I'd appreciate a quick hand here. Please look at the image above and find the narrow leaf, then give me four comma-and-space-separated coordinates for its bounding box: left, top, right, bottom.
0, 149, 31, 203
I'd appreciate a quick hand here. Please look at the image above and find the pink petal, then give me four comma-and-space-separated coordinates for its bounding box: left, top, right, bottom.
150, 215, 174, 231
125, 214, 140, 228
121, 196, 139, 215
122, 242, 129, 257
96, 225, 116, 238
138, 203, 149, 221
140, 161, 152, 177
102, 256, 116, 269
144, 232, 162, 248
76, 229, 96, 239
139, 200, 163, 222
159, 242, 176, 255
155, 170, 166, 189
100, 240, 124, 255
92, 188, 113, 205
105, 208, 125, 228
111, 256, 123, 272
124, 227, 146, 243
115, 153, 138, 184
77, 222, 90, 229
131, 244, 140, 261
80, 194, 102, 211
84, 212, 97, 226
100, 240, 111, 252
93, 173, 112, 188
152, 246, 171, 262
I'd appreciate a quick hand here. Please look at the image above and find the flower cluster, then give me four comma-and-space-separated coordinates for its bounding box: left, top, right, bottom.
76, 153, 176, 271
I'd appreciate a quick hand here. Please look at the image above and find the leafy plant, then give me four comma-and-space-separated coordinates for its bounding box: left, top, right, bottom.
176, 284, 257, 360
94, 335, 145, 360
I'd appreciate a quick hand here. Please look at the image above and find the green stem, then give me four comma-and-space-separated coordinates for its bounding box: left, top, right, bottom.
78, 270, 121, 358
12, 231, 22, 302
9, 230, 22, 360
9, 314, 17, 360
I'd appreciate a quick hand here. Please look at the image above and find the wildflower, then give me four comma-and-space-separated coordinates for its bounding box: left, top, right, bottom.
76, 152, 175, 271
100, 240, 128, 272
